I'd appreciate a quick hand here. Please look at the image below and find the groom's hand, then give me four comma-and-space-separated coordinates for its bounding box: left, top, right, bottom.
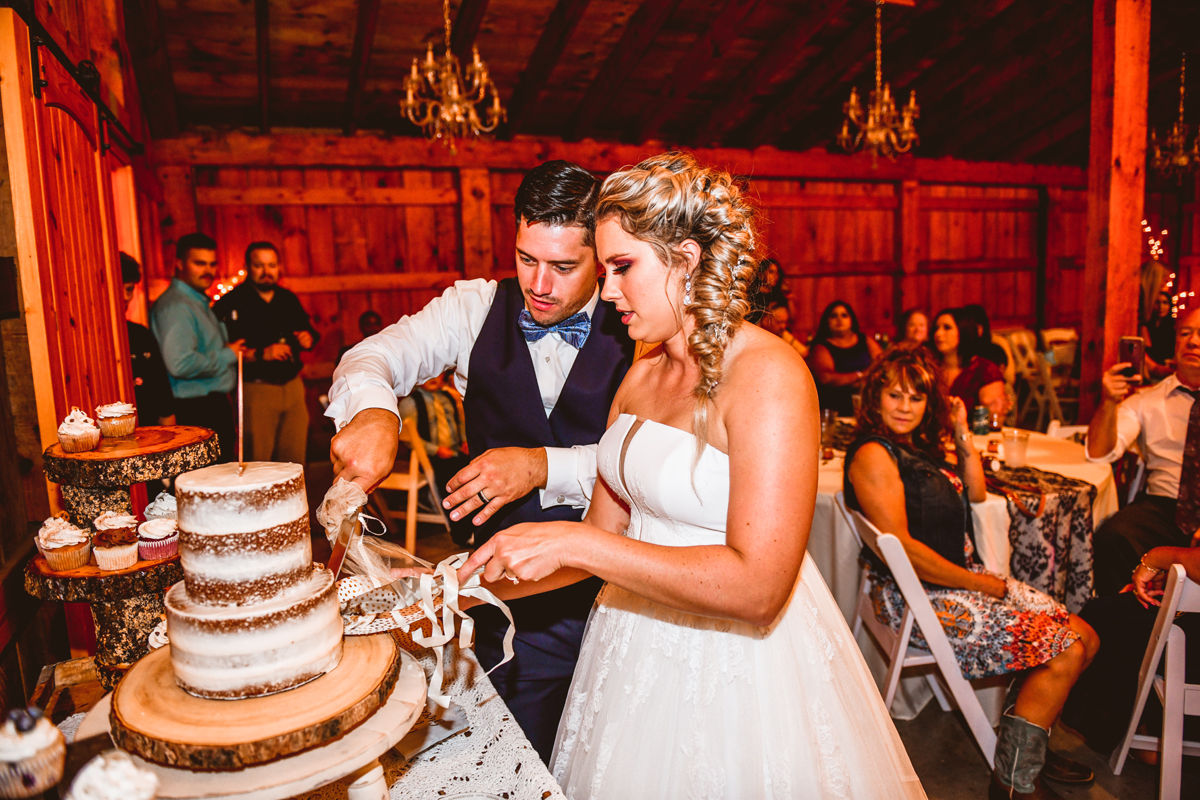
330, 408, 400, 492
443, 447, 548, 526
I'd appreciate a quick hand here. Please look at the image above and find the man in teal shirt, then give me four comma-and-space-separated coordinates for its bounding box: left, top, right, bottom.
150, 232, 246, 462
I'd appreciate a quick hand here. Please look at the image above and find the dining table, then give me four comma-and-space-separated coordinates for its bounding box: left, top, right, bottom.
806, 426, 1119, 720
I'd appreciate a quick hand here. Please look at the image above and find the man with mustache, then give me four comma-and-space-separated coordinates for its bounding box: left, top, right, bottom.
327, 160, 635, 761
214, 241, 319, 464
150, 232, 245, 462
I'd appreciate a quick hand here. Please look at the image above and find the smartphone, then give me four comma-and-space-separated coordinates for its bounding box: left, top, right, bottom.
1119, 336, 1145, 378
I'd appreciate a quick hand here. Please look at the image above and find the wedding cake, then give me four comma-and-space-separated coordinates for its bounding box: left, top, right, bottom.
164, 462, 343, 699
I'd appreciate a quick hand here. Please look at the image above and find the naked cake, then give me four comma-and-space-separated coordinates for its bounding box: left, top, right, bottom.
164, 462, 343, 699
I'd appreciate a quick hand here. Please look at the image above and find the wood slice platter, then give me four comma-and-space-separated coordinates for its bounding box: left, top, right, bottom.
110, 633, 403, 771
24, 554, 182, 603
77, 645, 427, 800
43, 426, 218, 487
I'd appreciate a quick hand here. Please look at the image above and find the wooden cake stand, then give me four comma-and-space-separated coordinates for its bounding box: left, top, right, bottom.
78, 633, 427, 800
29, 426, 218, 690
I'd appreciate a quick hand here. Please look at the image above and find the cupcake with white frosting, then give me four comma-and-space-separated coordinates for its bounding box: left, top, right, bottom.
38, 521, 92, 571
65, 750, 157, 800
137, 519, 178, 561
142, 492, 176, 521
94, 402, 136, 438
56, 408, 99, 454
35, 514, 74, 559
0, 707, 65, 798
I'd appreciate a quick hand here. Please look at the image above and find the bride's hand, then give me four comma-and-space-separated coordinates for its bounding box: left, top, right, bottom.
456, 522, 576, 585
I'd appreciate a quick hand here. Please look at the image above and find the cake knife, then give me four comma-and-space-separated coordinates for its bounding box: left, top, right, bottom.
327, 506, 360, 579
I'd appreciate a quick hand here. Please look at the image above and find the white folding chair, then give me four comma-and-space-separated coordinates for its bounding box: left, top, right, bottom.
1045, 421, 1087, 442
1006, 329, 1066, 431
834, 492, 998, 768
1110, 565, 1200, 800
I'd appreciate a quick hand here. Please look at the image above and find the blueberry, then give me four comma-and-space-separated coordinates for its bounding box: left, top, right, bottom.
12, 711, 34, 733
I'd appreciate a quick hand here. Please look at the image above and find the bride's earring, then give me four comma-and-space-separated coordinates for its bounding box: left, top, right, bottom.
684, 272, 692, 305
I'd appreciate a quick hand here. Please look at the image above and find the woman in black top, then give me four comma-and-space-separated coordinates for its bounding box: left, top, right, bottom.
844, 346, 1098, 799
808, 300, 881, 414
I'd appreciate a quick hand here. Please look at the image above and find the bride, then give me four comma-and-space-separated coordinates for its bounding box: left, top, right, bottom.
459, 152, 926, 799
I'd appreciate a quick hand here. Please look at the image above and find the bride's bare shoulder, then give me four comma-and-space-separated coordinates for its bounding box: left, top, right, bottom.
726, 324, 814, 391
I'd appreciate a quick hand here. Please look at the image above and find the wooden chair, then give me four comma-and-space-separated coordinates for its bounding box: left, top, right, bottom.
368, 424, 451, 554
1006, 329, 1068, 431
834, 492, 998, 768
1110, 565, 1200, 800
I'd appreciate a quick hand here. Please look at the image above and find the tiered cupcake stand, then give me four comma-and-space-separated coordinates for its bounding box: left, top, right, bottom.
25, 426, 218, 690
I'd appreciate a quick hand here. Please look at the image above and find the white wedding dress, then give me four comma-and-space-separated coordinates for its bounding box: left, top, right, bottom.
550, 415, 926, 799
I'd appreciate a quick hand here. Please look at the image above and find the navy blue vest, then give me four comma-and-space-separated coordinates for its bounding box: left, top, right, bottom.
466, 278, 634, 624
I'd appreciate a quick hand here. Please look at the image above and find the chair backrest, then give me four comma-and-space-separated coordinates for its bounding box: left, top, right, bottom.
1045, 421, 1088, 440
401, 422, 441, 498
834, 492, 873, 556
1005, 329, 1041, 379
1040, 327, 1079, 349
1169, 563, 1200, 615
992, 333, 1017, 386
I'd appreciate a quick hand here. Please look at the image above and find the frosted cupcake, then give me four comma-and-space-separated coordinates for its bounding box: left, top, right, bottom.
137, 519, 178, 561
56, 408, 99, 454
0, 707, 65, 798
38, 522, 91, 571
94, 402, 136, 438
65, 749, 157, 800
35, 514, 75, 559
142, 492, 176, 521
92, 528, 138, 571
92, 511, 138, 536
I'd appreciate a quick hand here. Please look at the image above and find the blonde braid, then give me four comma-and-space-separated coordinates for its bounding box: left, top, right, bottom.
596, 151, 759, 452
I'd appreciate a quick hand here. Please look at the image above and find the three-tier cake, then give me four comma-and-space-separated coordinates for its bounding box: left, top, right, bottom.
164, 462, 343, 699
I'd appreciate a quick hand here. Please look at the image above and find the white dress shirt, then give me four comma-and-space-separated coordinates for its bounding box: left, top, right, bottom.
325, 279, 601, 509
1085, 373, 1197, 499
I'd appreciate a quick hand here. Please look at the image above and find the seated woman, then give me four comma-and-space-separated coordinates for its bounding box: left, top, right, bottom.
844, 346, 1099, 800
930, 307, 1010, 418
808, 299, 881, 415
896, 307, 929, 346
1062, 545, 1200, 755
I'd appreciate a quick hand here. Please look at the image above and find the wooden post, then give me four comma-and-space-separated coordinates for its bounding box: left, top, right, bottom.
459, 168, 494, 280
895, 179, 920, 325
1036, 186, 1050, 331
1079, 0, 1150, 420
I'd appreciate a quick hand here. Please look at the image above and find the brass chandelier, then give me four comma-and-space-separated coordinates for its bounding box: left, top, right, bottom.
1150, 53, 1199, 183
401, 0, 505, 149
837, 0, 919, 162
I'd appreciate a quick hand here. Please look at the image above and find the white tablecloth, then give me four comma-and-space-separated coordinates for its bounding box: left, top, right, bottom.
807, 430, 1118, 719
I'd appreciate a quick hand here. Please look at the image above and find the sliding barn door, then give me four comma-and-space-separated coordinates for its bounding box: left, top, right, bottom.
32, 47, 133, 418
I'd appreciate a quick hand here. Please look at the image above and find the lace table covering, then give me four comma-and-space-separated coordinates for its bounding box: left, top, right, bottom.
60, 642, 565, 800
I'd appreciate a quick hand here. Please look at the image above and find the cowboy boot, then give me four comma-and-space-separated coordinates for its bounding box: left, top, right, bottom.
987, 713, 1065, 800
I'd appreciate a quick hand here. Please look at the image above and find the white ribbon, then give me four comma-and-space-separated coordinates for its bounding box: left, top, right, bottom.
411, 553, 515, 708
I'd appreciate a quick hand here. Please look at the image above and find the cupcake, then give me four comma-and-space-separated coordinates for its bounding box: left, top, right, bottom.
35, 514, 75, 559
0, 707, 65, 798
92, 528, 138, 571
56, 408, 99, 454
94, 402, 136, 438
92, 511, 138, 535
142, 492, 176, 521
38, 522, 92, 571
65, 750, 157, 800
136, 519, 178, 561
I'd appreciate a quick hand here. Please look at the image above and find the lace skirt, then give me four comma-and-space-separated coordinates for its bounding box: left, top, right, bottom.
550, 557, 926, 800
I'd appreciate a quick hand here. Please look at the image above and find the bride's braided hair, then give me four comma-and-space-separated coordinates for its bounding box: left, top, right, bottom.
596, 152, 759, 449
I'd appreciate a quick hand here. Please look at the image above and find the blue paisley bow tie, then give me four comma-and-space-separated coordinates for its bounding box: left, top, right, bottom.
517, 309, 591, 349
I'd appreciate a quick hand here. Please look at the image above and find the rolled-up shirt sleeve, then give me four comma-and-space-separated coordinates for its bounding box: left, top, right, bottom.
325, 280, 496, 430
1084, 399, 1143, 464
542, 444, 598, 510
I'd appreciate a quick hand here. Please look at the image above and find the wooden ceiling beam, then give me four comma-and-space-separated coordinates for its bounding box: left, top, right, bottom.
122, 0, 179, 138
947, 46, 1091, 159
343, 0, 383, 136
633, 0, 769, 143
451, 0, 491, 66
564, 0, 684, 142
152, 131, 1088, 187
692, 0, 850, 147
502, 0, 592, 137
255, 0, 270, 134
743, 10, 879, 149
1000, 102, 1090, 163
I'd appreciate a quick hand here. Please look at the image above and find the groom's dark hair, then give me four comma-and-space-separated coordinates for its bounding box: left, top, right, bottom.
514, 160, 599, 246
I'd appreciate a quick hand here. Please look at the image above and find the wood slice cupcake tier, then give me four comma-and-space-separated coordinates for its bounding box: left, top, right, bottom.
110, 633, 401, 771
42, 427, 218, 487
24, 555, 182, 603
61, 485, 131, 528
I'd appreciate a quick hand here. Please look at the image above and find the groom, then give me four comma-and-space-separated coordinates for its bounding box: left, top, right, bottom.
326, 160, 635, 761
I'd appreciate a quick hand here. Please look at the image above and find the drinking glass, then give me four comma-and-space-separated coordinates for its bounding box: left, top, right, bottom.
1002, 429, 1030, 468
820, 408, 838, 448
